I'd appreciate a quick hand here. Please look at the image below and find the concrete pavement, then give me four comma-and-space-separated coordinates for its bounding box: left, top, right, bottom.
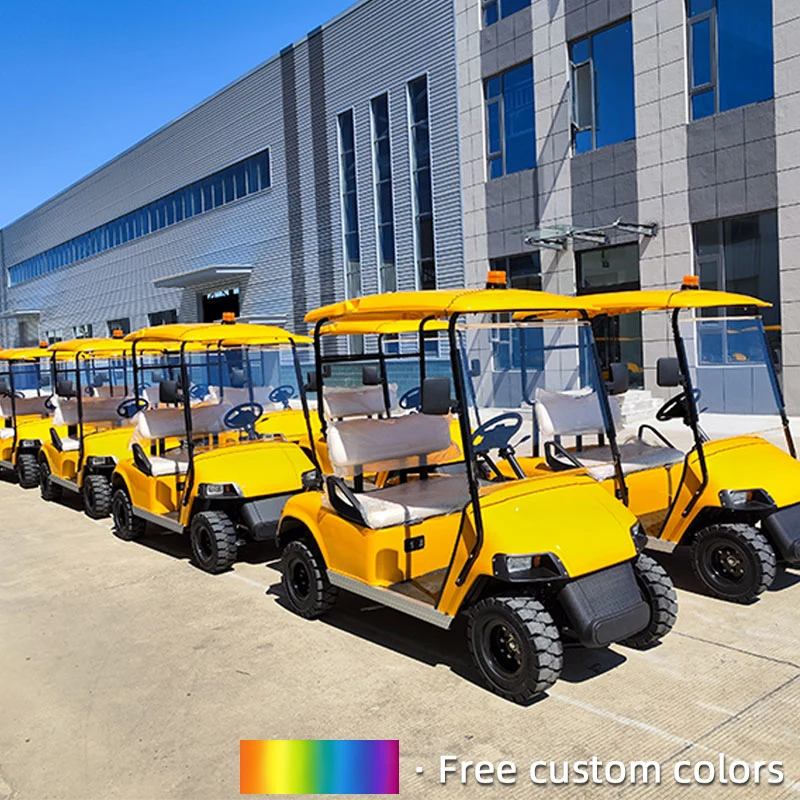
0, 480, 798, 799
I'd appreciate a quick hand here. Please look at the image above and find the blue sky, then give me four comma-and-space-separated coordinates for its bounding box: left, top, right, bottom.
0, 0, 353, 228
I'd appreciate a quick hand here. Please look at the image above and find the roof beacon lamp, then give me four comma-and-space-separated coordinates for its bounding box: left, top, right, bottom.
221, 312, 236, 324
111, 329, 124, 339
486, 270, 507, 289
682, 275, 700, 291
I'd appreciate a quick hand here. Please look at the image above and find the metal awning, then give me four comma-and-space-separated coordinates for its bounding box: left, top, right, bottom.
153, 265, 252, 289
238, 313, 289, 326
0, 308, 40, 319
523, 219, 658, 251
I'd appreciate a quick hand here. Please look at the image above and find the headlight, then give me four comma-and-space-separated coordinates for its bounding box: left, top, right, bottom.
87, 455, 116, 467
630, 521, 648, 553
301, 469, 322, 490
492, 553, 565, 582
18, 439, 41, 449
719, 489, 775, 510
198, 482, 242, 498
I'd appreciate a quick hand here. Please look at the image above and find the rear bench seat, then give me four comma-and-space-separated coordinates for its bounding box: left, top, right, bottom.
535, 387, 683, 480
322, 383, 467, 529
132, 403, 232, 476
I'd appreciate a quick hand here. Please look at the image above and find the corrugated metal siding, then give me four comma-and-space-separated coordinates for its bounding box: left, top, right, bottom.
1, 0, 464, 344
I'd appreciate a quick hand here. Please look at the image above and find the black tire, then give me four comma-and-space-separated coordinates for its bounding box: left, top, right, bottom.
467, 596, 563, 703
111, 486, 147, 541
281, 539, 337, 618
620, 554, 678, 648
691, 523, 777, 603
189, 511, 238, 574
83, 474, 112, 519
16, 453, 39, 489
39, 457, 62, 501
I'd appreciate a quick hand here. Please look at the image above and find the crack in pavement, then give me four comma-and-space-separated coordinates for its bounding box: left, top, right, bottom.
673, 630, 800, 671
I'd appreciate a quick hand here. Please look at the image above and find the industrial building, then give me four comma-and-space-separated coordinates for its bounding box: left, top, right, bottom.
2, 0, 798, 407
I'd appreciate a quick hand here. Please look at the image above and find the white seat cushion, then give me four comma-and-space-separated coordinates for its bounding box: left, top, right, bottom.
338, 474, 470, 529
0, 427, 15, 439
323, 384, 397, 419
61, 436, 81, 452
577, 439, 685, 481
134, 404, 231, 440
535, 387, 622, 437
148, 455, 189, 477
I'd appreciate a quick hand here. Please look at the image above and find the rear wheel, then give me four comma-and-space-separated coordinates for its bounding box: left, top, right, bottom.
281, 539, 337, 618
467, 596, 563, 703
16, 453, 39, 489
620, 554, 678, 648
189, 511, 237, 574
39, 457, 62, 501
111, 487, 146, 541
83, 474, 112, 519
691, 523, 776, 603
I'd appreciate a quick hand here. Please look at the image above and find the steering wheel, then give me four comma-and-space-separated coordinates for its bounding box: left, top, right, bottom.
656, 389, 702, 422
471, 412, 524, 454
399, 386, 422, 411
85, 386, 97, 397
189, 384, 209, 401
44, 395, 57, 411
224, 402, 264, 432
117, 397, 149, 419
269, 385, 295, 409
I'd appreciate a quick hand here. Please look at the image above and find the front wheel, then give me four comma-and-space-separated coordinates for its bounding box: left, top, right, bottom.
16, 453, 39, 489
691, 523, 777, 603
620, 554, 678, 648
83, 474, 112, 519
467, 596, 563, 703
189, 511, 238, 574
281, 539, 337, 618
39, 457, 62, 501
111, 487, 147, 541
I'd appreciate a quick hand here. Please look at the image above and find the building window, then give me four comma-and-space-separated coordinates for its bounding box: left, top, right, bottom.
490, 253, 542, 290
694, 211, 781, 365
483, 0, 530, 26
486, 62, 536, 178
371, 94, 396, 293
409, 76, 436, 290
688, 0, 774, 121
148, 309, 178, 327
577, 243, 643, 388
570, 20, 636, 153
8, 148, 271, 287
44, 330, 63, 345
73, 324, 93, 339
338, 109, 361, 300
107, 318, 131, 336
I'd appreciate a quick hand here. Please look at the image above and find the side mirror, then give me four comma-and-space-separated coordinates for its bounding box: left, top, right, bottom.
92, 375, 107, 387
656, 357, 682, 388
304, 371, 318, 393
322, 364, 332, 378
0, 379, 8, 396
421, 377, 451, 416
362, 364, 381, 386
229, 368, 246, 388
470, 359, 481, 379
57, 379, 76, 398
606, 362, 629, 395
159, 379, 182, 405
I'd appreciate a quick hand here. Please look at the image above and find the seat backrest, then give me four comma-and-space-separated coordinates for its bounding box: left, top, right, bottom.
323, 384, 397, 419
219, 386, 275, 409
0, 395, 50, 418
327, 413, 452, 476
133, 403, 232, 440
535, 387, 621, 438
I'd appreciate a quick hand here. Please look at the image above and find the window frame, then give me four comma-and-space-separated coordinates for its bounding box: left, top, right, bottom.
370, 91, 397, 294
337, 107, 362, 302
687, 3, 719, 120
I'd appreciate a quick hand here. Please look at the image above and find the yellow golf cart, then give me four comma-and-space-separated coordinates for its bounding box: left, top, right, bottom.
553, 280, 800, 602
109, 320, 318, 573
276, 287, 676, 702
38, 337, 147, 517
0, 346, 56, 488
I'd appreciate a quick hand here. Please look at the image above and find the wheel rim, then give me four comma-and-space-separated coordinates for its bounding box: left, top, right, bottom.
701, 537, 754, 592
483, 620, 523, 678
113, 496, 128, 530
40, 461, 50, 490
196, 527, 215, 563
85, 483, 95, 509
290, 559, 311, 601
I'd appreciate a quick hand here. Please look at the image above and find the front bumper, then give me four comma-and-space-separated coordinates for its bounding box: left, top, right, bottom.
240, 492, 299, 541
557, 561, 650, 648
763, 501, 800, 564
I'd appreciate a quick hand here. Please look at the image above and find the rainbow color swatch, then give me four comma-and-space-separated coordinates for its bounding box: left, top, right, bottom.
240, 739, 400, 795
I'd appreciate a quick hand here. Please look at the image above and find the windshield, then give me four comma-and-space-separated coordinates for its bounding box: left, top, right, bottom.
679, 315, 785, 439
459, 318, 617, 459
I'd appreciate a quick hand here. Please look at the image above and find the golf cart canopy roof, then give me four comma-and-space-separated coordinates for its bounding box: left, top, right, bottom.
125, 322, 310, 345
583, 288, 771, 317
317, 318, 450, 336
48, 337, 133, 356
0, 347, 52, 361
306, 289, 597, 323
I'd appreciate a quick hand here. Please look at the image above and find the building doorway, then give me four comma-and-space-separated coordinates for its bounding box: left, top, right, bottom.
201, 287, 240, 322
576, 243, 643, 388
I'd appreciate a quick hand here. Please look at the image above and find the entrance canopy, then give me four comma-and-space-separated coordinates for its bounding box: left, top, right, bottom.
523, 219, 658, 250
153, 265, 252, 289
